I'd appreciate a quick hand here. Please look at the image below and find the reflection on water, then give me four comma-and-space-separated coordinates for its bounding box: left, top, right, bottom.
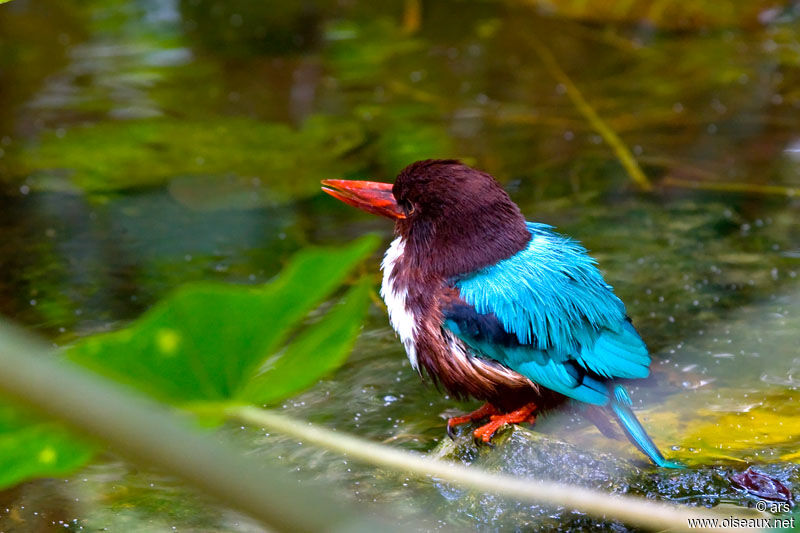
0, 0, 798, 530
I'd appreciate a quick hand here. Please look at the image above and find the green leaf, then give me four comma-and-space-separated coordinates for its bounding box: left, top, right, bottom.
0, 405, 94, 489
239, 277, 372, 405
66, 236, 379, 405
0, 237, 377, 490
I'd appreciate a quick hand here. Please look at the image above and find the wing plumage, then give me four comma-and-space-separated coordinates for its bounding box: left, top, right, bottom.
444, 222, 650, 406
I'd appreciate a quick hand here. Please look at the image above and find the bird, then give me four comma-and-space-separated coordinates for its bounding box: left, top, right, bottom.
321, 159, 680, 468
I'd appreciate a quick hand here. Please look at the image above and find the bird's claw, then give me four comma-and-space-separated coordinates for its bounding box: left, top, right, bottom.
445, 403, 497, 442
473, 433, 495, 448
469, 403, 538, 449
446, 423, 458, 441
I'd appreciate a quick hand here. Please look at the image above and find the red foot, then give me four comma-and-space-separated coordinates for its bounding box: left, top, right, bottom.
446, 403, 498, 439
472, 403, 538, 444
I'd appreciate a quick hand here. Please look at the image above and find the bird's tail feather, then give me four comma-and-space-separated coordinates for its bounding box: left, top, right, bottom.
609, 385, 683, 469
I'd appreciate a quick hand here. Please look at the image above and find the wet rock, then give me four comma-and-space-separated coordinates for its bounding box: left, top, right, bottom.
428, 425, 799, 531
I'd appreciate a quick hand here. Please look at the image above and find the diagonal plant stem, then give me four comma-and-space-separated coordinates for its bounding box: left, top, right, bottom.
529, 36, 653, 192
402, 0, 421, 34
0, 321, 402, 533
229, 406, 749, 533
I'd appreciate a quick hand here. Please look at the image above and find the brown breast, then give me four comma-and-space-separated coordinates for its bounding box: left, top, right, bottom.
383, 236, 563, 411
414, 284, 564, 411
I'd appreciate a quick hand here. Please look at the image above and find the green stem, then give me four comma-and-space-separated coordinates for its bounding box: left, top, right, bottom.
529, 36, 653, 192
230, 406, 749, 533
0, 321, 399, 533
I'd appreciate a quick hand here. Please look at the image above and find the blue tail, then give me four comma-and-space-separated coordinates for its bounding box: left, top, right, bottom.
609, 385, 683, 469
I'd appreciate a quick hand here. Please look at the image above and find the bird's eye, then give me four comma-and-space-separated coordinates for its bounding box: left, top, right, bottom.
401, 200, 415, 216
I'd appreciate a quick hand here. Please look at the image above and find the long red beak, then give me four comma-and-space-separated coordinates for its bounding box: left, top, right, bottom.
321, 179, 406, 220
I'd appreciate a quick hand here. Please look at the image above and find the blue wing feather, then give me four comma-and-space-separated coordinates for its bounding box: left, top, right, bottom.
446, 222, 650, 405
442, 223, 680, 467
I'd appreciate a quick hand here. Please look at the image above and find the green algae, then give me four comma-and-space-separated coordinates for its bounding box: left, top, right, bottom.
15, 115, 366, 196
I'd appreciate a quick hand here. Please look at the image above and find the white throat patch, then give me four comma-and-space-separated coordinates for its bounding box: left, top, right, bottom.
380, 237, 419, 371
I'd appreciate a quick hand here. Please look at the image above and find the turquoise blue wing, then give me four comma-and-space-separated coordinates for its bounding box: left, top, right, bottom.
445, 223, 651, 405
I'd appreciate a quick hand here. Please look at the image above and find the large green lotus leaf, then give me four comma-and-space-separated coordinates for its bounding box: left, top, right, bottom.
66, 235, 379, 404
16, 115, 366, 195
239, 277, 372, 405
0, 404, 94, 489
0, 236, 376, 491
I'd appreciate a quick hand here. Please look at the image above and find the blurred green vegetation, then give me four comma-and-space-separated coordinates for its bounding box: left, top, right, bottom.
16, 116, 367, 195
0, 237, 377, 491
66, 235, 376, 405
0, 406, 94, 489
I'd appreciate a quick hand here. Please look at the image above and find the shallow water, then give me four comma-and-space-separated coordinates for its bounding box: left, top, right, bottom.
0, 0, 799, 530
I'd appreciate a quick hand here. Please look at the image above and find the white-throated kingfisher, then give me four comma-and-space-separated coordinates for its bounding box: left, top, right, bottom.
322, 159, 679, 468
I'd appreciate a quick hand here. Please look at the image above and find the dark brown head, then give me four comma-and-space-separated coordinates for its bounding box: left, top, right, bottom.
322, 159, 530, 278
